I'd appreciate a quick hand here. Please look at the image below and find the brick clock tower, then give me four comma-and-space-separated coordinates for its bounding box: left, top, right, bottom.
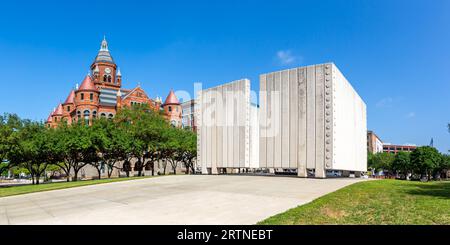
46, 37, 169, 128
90, 37, 121, 89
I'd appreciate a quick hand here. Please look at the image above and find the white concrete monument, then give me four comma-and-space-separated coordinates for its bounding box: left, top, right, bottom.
197, 63, 367, 178
197, 79, 259, 174
259, 63, 367, 178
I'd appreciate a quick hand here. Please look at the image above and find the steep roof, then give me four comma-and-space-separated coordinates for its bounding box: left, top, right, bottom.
78, 75, 98, 91
63, 90, 75, 104
54, 104, 63, 116
46, 113, 53, 123
94, 37, 114, 64
163, 89, 180, 105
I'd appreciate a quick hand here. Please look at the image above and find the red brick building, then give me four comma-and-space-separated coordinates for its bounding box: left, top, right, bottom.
162, 89, 182, 127
382, 144, 417, 154
46, 38, 180, 127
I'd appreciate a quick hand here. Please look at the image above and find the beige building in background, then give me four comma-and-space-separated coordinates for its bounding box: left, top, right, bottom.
367, 131, 383, 153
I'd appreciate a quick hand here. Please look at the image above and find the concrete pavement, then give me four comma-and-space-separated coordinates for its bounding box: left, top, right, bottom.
0, 175, 363, 225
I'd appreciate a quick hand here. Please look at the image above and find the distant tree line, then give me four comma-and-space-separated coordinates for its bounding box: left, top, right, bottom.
0, 105, 197, 184
368, 147, 450, 181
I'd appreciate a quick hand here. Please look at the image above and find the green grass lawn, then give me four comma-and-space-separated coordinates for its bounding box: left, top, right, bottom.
259, 180, 450, 225
0, 176, 158, 198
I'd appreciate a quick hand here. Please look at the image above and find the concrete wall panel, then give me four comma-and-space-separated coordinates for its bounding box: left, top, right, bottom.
289, 68, 299, 169
281, 70, 290, 168
266, 73, 274, 168
259, 74, 267, 168
274, 72, 282, 168
298, 68, 307, 176
306, 66, 316, 169
315, 65, 326, 178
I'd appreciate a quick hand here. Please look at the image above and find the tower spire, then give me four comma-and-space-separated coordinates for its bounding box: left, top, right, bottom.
100, 36, 109, 51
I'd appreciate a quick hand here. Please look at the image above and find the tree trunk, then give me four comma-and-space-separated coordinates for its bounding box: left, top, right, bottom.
35, 174, 40, 185
97, 168, 102, 180
108, 167, 113, 178
151, 162, 155, 176
73, 170, 79, 182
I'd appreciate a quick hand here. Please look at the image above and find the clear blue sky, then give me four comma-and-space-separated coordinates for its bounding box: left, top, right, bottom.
0, 0, 449, 152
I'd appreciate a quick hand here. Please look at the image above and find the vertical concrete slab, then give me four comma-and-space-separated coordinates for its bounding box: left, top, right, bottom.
259, 74, 267, 168
211, 88, 218, 173
274, 72, 282, 168
289, 68, 299, 169
306, 66, 316, 170
217, 86, 223, 168
298, 67, 307, 177
281, 70, 290, 168
227, 84, 233, 168
315, 65, 326, 178
239, 81, 245, 168
206, 91, 212, 170
324, 64, 334, 171
244, 80, 251, 168
198, 92, 208, 174
222, 85, 228, 169
233, 81, 240, 168
266, 73, 274, 168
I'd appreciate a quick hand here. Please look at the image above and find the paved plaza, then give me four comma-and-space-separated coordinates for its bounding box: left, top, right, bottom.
0, 175, 363, 225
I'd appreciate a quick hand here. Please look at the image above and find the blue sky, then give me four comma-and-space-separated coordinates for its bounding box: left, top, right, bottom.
0, 0, 449, 152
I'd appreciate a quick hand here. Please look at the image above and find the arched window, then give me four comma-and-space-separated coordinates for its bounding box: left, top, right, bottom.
168, 106, 172, 112
108, 75, 112, 83
108, 114, 114, 120
83, 110, 90, 125
92, 111, 97, 119
77, 110, 81, 120
101, 113, 106, 118
103, 75, 107, 82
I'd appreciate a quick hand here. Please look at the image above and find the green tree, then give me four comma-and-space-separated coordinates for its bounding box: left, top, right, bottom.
161, 127, 182, 175
57, 122, 96, 181
8, 122, 59, 185
0, 113, 23, 175
178, 128, 197, 174
392, 152, 411, 180
437, 154, 450, 179
90, 118, 134, 179
115, 105, 169, 176
410, 146, 442, 181
370, 152, 395, 176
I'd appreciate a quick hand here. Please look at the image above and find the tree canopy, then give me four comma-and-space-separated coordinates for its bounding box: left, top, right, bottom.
0, 105, 197, 183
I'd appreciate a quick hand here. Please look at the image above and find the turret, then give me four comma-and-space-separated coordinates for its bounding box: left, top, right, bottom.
163, 89, 182, 127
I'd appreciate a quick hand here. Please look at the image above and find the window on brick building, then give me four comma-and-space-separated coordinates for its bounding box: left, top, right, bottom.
103, 75, 107, 82
84, 110, 90, 125
108, 75, 112, 83
169, 106, 172, 112
81, 93, 84, 100
90, 93, 93, 101
67, 106, 70, 112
